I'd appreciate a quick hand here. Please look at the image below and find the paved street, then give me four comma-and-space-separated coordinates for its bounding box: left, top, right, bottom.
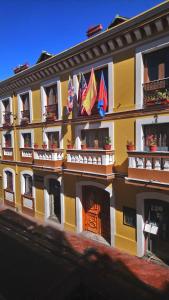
0, 209, 169, 300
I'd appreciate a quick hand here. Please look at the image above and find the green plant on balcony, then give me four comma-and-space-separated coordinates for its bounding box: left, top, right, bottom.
147, 134, 157, 152
81, 138, 87, 150
104, 136, 111, 150
67, 139, 73, 149
126, 140, 135, 151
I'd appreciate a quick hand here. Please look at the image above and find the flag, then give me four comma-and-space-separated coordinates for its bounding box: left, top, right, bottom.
67, 76, 75, 114
78, 73, 87, 114
97, 71, 107, 117
81, 68, 97, 115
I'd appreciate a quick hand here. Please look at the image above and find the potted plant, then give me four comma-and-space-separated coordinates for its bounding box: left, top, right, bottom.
126, 140, 135, 151
34, 143, 38, 149
51, 143, 58, 149
67, 139, 73, 149
24, 143, 29, 148
104, 136, 111, 150
42, 142, 47, 149
147, 135, 157, 152
81, 138, 87, 150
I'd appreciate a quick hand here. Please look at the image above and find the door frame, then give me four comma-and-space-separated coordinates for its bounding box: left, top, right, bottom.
136, 191, 169, 257
76, 181, 115, 246
44, 174, 64, 228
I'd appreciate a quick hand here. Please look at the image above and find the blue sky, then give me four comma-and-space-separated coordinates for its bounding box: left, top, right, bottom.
0, 0, 165, 80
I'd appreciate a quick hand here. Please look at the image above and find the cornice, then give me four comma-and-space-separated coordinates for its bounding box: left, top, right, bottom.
0, 2, 169, 96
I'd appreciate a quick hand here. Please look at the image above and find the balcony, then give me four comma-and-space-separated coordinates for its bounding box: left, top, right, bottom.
64, 149, 115, 179
33, 148, 64, 170
143, 78, 169, 107
2, 147, 13, 161
3, 112, 12, 128
126, 151, 169, 189
4, 189, 15, 207
21, 194, 35, 216
21, 110, 30, 124
20, 148, 33, 164
45, 104, 58, 122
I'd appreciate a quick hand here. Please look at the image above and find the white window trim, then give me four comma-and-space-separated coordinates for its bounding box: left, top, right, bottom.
17, 89, 33, 124
136, 191, 169, 257
3, 168, 15, 193
75, 121, 114, 150
136, 115, 169, 151
19, 129, 34, 148
2, 130, 14, 148
76, 181, 115, 247
43, 126, 63, 149
136, 35, 169, 109
44, 174, 64, 228
20, 170, 35, 199
72, 57, 114, 114
40, 77, 62, 122
0, 96, 13, 126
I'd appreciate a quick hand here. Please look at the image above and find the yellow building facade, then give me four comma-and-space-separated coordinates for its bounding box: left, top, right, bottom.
0, 1, 169, 260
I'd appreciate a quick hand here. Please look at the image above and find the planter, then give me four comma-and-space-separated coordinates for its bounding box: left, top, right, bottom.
51, 144, 57, 149
81, 144, 87, 150
42, 144, 47, 149
127, 145, 135, 151
149, 145, 157, 152
34, 144, 38, 149
67, 144, 73, 149
104, 144, 111, 150
24, 144, 30, 148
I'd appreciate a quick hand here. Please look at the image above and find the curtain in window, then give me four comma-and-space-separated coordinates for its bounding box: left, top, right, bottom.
22, 94, 30, 111
23, 133, 32, 147
81, 128, 109, 148
143, 123, 169, 150
4, 100, 10, 112
6, 171, 13, 191
5, 134, 11, 147
24, 175, 32, 196
47, 132, 59, 147
46, 85, 58, 105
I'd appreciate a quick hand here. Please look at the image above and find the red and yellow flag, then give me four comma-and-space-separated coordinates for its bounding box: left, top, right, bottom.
81, 68, 97, 115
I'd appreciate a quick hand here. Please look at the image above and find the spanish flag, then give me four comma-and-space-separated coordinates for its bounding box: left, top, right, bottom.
81, 68, 97, 115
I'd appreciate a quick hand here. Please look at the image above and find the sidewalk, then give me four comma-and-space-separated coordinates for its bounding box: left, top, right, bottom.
0, 207, 169, 300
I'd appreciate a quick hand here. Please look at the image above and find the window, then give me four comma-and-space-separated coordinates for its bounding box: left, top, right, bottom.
143, 123, 169, 151
79, 66, 108, 116
123, 207, 136, 228
45, 84, 58, 105
47, 132, 59, 148
2, 99, 11, 125
45, 84, 58, 120
4, 134, 12, 148
6, 171, 13, 191
144, 47, 169, 82
24, 174, 32, 196
21, 93, 30, 122
22, 133, 32, 148
81, 128, 109, 148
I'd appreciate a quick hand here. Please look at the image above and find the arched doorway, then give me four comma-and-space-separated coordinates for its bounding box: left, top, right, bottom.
45, 178, 61, 223
82, 186, 110, 243
144, 199, 169, 262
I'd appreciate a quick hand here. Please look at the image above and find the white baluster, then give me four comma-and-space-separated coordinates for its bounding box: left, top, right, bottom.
84, 156, 87, 164
67, 154, 71, 162
137, 157, 144, 168
71, 155, 75, 162
128, 157, 136, 168
154, 159, 161, 170
98, 157, 101, 165
146, 159, 152, 169
93, 157, 97, 164
88, 156, 92, 164
163, 159, 169, 171
79, 155, 83, 163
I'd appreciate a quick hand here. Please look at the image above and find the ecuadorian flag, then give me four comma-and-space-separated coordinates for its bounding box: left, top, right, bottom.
81, 68, 97, 115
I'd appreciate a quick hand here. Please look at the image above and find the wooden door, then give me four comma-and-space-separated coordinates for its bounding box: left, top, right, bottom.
82, 186, 110, 242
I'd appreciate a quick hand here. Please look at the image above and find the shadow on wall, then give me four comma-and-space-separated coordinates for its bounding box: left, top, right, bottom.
114, 157, 128, 174
0, 209, 168, 300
